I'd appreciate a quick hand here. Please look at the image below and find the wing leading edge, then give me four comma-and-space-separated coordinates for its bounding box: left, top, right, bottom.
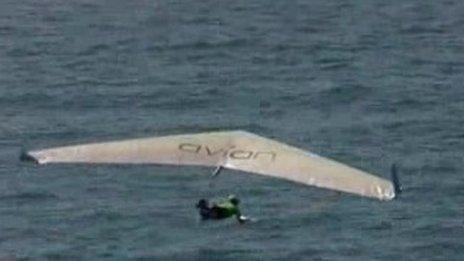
23, 130, 395, 200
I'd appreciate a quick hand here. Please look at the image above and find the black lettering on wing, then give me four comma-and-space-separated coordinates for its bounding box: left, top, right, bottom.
178, 143, 201, 153
254, 151, 276, 162
229, 150, 253, 159
205, 145, 235, 157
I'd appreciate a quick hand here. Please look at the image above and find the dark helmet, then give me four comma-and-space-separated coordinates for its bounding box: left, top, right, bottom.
196, 199, 208, 208
228, 194, 240, 205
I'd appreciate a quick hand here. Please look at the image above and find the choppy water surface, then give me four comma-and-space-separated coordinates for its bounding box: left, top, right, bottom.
1, 0, 464, 259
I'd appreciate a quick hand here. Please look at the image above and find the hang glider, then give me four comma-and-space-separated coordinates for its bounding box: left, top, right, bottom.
21, 130, 397, 201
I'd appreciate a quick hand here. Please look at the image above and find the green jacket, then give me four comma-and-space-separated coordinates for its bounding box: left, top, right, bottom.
211, 198, 246, 223
215, 200, 240, 218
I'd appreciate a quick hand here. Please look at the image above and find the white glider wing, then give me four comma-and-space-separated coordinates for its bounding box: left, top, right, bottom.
23, 130, 395, 200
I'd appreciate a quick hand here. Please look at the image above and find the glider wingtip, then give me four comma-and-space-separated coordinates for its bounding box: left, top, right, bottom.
20, 150, 39, 164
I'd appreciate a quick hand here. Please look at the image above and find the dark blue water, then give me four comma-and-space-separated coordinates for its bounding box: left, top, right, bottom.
1, 0, 464, 259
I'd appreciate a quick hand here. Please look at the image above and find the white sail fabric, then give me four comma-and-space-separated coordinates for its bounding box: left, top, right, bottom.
24, 131, 395, 200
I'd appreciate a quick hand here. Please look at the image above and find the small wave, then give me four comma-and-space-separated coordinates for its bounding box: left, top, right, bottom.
407, 241, 463, 257
157, 123, 269, 136
147, 38, 250, 52
72, 209, 124, 225
319, 61, 350, 71
0, 92, 53, 107
399, 25, 446, 36
0, 25, 14, 35
76, 43, 111, 56
0, 191, 58, 202
154, 97, 212, 111
366, 221, 393, 231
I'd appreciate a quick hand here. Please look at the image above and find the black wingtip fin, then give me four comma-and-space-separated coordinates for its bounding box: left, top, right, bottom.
391, 163, 402, 196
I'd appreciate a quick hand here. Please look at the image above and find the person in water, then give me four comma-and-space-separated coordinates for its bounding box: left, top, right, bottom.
196, 195, 248, 224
